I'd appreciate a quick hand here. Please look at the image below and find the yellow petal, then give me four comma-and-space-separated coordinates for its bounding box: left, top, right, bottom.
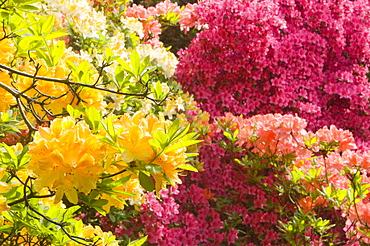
0, 182, 11, 193
65, 188, 78, 204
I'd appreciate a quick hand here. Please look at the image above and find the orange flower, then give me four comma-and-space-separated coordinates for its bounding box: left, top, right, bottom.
298, 196, 313, 214
28, 117, 106, 204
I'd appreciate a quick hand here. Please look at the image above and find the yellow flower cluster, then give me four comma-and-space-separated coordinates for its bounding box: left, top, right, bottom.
14, 50, 106, 119
68, 225, 118, 246
0, 28, 17, 112
27, 116, 107, 204
0, 71, 16, 113
113, 111, 188, 189
0, 28, 16, 64
100, 168, 144, 212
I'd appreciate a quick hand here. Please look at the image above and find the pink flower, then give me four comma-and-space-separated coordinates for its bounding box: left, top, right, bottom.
180, 4, 198, 33
156, 0, 181, 15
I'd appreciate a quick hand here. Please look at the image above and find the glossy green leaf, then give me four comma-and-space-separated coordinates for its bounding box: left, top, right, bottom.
41, 15, 54, 35
178, 164, 198, 172
139, 171, 154, 192
146, 164, 162, 174
164, 140, 202, 153
128, 236, 148, 246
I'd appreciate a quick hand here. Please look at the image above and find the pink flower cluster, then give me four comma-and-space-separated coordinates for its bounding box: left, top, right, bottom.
137, 113, 370, 244
125, 0, 198, 47
139, 186, 228, 245
176, 0, 370, 149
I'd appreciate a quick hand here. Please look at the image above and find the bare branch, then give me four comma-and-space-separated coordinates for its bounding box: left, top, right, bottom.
22, 177, 95, 246
16, 97, 37, 131
0, 63, 151, 97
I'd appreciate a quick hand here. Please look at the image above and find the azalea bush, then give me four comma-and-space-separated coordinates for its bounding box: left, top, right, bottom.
3, 0, 370, 245
0, 0, 200, 245
177, 0, 370, 149
119, 113, 370, 245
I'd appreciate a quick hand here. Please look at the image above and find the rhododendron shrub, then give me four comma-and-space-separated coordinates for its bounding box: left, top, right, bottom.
177, 0, 370, 149
114, 113, 370, 245
0, 0, 200, 245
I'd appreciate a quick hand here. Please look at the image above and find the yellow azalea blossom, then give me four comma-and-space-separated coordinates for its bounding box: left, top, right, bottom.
38, 187, 66, 209
0, 195, 10, 226
14, 55, 105, 118
152, 147, 187, 191
110, 111, 191, 189
0, 182, 11, 193
0, 196, 9, 212
113, 111, 173, 163
0, 168, 11, 193
0, 27, 16, 64
0, 71, 16, 112
1, 227, 44, 245
66, 225, 118, 246
27, 116, 107, 204
100, 168, 144, 212
15, 59, 71, 116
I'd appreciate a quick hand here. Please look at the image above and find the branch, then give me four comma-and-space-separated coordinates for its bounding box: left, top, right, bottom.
22, 177, 96, 246
0, 63, 151, 97
100, 169, 127, 179
16, 97, 37, 131
8, 191, 56, 206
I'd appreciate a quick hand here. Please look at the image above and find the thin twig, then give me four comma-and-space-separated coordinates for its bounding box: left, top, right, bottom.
0, 63, 151, 97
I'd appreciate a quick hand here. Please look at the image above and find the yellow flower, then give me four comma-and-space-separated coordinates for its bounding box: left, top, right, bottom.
0, 71, 16, 112
0, 182, 11, 193
0, 196, 9, 212
0, 28, 16, 64
70, 225, 118, 246
100, 168, 144, 212
15, 59, 71, 116
27, 117, 106, 204
152, 147, 187, 190
111, 111, 190, 188
0, 195, 10, 226
115, 112, 158, 163
0, 168, 11, 193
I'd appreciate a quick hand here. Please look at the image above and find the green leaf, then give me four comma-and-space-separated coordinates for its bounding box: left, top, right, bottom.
111, 190, 136, 196
139, 172, 154, 192
164, 140, 202, 153
41, 15, 54, 35
130, 50, 141, 77
146, 164, 162, 174
114, 65, 125, 89
0, 225, 13, 234
148, 139, 161, 152
118, 60, 135, 77
153, 81, 163, 99
2, 143, 17, 164
153, 131, 169, 148
18, 4, 39, 11
51, 40, 65, 66
167, 118, 180, 137
171, 123, 191, 143
109, 174, 131, 188
18, 36, 43, 52
84, 107, 102, 131
94, 206, 107, 216
88, 190, 100, 201
43, 29, 65, 39
36, 49, 53, 67
178, 164, 198, 172
128, 236, 148, 246
66, 105, 85, 118
91, 199, 108, 207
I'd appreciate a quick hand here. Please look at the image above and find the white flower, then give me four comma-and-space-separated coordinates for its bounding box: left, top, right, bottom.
45, 0, 106, 38
121, 17, 145, 39
136, 44, 179, 78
